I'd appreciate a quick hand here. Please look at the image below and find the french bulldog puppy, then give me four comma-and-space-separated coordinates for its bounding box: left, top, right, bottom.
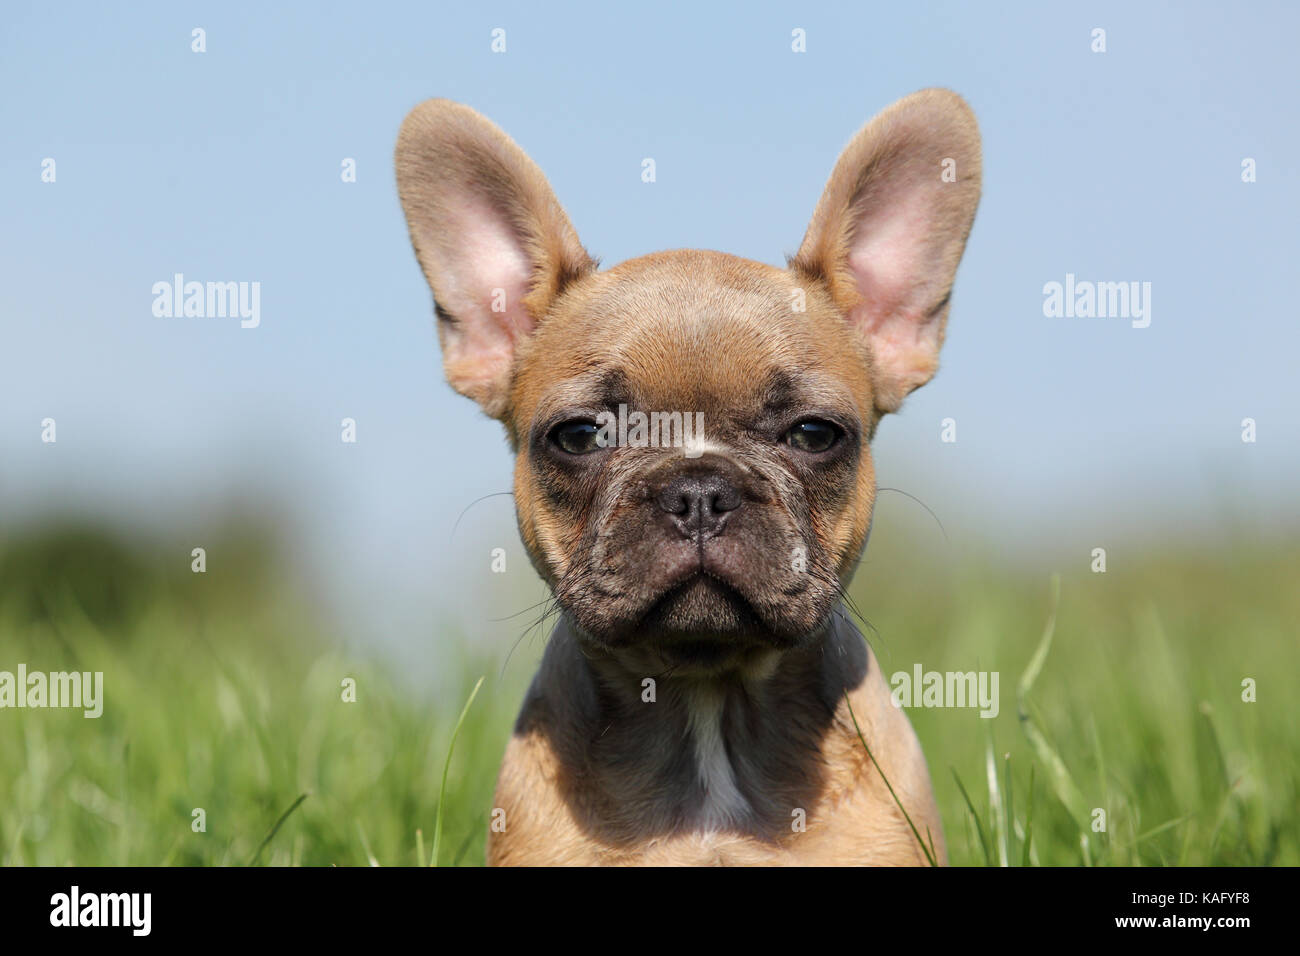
396, 89, 981, 865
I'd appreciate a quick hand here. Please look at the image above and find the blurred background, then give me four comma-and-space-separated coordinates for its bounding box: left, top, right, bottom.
1, 1, 1296, 865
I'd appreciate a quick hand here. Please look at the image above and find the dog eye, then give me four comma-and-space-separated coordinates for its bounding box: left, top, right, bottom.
551, 420, 605, 455
786, 420, 840, 453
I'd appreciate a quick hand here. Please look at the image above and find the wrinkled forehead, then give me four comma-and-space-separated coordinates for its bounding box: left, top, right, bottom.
513, 256, 874, 426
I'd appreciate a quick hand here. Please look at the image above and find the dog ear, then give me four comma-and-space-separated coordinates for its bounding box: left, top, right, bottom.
791, 89, 981, 415
396, 100, 595, 419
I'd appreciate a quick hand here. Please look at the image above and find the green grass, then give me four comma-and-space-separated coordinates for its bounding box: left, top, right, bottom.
1, 522, 1296, 865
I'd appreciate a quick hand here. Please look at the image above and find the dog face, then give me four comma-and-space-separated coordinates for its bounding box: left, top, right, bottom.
397, 91, 980, 668
508, 253, 875, 660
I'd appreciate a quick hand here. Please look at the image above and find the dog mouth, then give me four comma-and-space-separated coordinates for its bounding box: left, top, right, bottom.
558, 499, 837, 654
633, 572, 768, 643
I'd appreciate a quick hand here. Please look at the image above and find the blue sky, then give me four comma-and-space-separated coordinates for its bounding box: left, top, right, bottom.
2, 1, 1297, 657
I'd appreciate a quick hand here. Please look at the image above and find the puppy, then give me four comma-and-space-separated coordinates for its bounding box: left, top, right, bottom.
396, 89, 980, 865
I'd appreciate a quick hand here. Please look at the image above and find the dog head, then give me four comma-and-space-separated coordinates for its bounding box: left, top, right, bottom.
396, 90, 980, 669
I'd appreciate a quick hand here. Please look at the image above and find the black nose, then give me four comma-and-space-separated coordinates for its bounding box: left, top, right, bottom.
655, 471, 742, 538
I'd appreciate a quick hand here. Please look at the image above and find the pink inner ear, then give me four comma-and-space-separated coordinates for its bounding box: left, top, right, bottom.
845, 189, 944, 400
437, 194, 536, 394
847, 189, 930, 329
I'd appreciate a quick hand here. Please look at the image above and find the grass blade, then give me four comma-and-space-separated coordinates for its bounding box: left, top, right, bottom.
356, 820, 380, 866
246, 792, 308, 866
845, 692, 938, 866
985, 729, 1007, 866
1021, 763, 1036, 867
431, 675, 484, 867
1017, 575, 1090, 838
951, 768, 992, 865
1003, 752, 1016, 865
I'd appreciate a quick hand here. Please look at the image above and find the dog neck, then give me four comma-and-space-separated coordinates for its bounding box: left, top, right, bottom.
513, 606, 870, 843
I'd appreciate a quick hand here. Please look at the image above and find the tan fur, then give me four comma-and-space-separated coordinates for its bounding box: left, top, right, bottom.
395, 90, 981, 866
508, 251, 880, 588
488, 640, 945, 866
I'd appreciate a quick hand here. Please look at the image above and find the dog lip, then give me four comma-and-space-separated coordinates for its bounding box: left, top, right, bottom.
635, 569, 761, 633
652, 563, 746, 607
661, 567, 739, 599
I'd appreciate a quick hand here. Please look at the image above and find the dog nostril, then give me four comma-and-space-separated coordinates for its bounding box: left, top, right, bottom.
655, 473, 742, 523
662, 493, 690, 516
710, 487, 741, 514
655, 487, 693, 516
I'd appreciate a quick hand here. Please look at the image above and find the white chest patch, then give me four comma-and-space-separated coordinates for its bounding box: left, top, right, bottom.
684, 683, 750, 828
